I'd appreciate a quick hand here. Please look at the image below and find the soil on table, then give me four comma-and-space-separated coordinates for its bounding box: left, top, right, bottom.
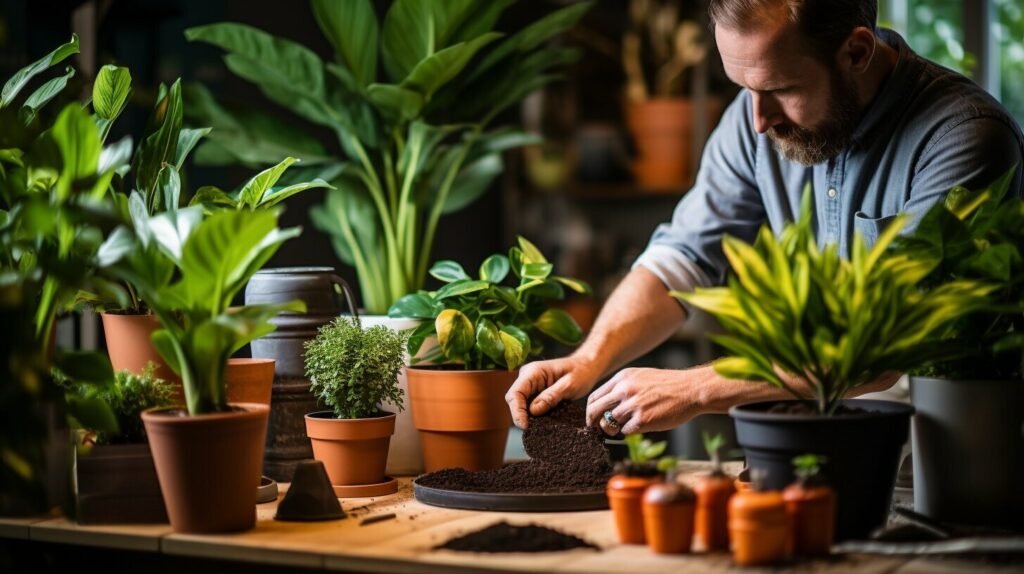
435, 521, 599, 553
416, 402, 612, 494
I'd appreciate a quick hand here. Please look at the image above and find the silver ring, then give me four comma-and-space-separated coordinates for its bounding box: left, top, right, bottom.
603, 410, 620, 429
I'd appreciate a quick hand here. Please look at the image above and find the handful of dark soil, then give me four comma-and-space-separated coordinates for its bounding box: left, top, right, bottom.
435, 521, 599, 553
417, 401, 612, 494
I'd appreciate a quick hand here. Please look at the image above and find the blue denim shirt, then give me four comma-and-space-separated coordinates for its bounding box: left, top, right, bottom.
636, 29, 1024, 293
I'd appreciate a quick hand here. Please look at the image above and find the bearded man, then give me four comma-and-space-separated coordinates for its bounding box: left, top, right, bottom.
506, 0, 1024, 435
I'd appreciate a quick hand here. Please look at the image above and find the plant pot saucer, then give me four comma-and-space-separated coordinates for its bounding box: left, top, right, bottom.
332, 477, 398, 498
412, 480, 608, 512
257, 476, 279, 504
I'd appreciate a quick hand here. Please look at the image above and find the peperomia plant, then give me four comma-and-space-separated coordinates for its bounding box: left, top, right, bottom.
102, 207, 305, 415
305, 317, 407, 419
674, 191, 996, 415
388, 236, 590, 370
889, 168, 1024, 380
184, 0, 593, 314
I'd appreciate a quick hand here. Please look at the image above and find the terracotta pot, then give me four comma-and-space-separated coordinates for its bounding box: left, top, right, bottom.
225, 358, 275, 405
607, 474, 661, 544
693, 471, 736, 551
728, 489, 791, 566
406, 367, 515, 472
101, 313, 182, 402
75, 443, 167, 524
783, 482, 835, 557
305, 411, 395, 486
642, 481, 696, 554
626, 98, 722, 189
142, 403, 268, 533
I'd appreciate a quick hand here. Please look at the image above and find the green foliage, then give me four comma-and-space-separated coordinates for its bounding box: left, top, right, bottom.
388, 236, 590, 370
889, 168, 1024, 380
305, 317, 407, 419
702, 431, 725, 472
103, 208, 305, 415
624, 433, 666, 464
792, 454, 826, 482
189, 156, 333, 213
185, 0, 591, 313
57, 363, 175, 444
674, 188, 995, 415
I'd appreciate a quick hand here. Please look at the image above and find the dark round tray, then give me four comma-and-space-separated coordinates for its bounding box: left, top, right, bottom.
413, 480, 608, 512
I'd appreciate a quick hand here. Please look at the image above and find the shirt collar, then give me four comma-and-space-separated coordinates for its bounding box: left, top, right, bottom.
850, 28, 924, 147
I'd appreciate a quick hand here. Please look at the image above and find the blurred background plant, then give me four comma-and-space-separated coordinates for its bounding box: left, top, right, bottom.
623, 0, 708, 102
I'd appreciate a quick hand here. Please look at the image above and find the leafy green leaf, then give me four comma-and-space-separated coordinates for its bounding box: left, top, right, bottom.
436, 308, 474, 359
521, 262, 553, 279
518, 236, 548, 264
475, 317, 505, 363
238, 156, 297, 208
552, 275, 592, 295
388, 292, 441, 319
1, 33, 79, 107
429, 260, 470, 283
174, 127, 211, 169
55, 351, 114, 385
312, 0, 378, 88
479, 254, 510, 283
22, 66, 74, 115
366, 84, 424, 122
435, 279, 490, 300
534, 308, 583, 345
134, 80, 183, 200
52, 104, 100, 200
92, 65, 132, 120
401, 33, 502, 99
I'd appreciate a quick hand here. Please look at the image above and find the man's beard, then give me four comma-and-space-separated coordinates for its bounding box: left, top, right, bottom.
767, 73, 862, 166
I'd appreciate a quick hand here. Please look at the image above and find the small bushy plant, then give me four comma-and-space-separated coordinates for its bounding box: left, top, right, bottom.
57, 363, 175, 444
305, 317, 408, 419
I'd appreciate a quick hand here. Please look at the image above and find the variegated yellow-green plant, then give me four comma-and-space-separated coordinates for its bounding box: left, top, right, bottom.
673, 191, 996, 415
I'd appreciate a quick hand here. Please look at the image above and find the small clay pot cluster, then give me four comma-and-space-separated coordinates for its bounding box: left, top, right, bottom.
607, 449, 836, 566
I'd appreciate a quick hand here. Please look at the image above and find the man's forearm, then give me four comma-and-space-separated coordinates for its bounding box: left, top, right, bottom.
574, 267, 686, 379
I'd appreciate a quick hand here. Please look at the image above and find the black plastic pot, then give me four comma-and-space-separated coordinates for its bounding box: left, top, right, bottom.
730, 399, 913, 541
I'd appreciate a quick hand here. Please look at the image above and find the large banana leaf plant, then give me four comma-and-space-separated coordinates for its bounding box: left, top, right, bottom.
674, 191, 996, 415
101, 207, 305, 415
184, 0, 593, 314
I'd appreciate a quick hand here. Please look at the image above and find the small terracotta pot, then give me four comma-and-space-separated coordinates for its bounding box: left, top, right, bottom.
626, 98, 722, 189
729, 489, 791, 566
607, 474, 661, 544
642, 481, 696, 554
406, 367, 515, 472
305, 411, 395, 486
142, 403, 268, 534
694, 472, 736, 551
225, 358, 275, 405
783, 482, 835, 557
101, 313, 182, 402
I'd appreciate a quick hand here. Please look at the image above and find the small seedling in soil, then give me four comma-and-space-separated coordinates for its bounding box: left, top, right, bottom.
614, 433, 669, 477
792, 454, 827, 485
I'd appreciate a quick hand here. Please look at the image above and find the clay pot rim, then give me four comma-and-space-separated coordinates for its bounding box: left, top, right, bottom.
227, 357, 276, 366
100, 310, 157, 317
406, 365, 519, 375
141, 402, 269, 422
305, 410, 396, 422
729, 399, 914, 422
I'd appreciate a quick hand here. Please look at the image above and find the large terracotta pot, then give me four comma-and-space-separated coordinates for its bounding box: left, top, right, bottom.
225, 358, 275, 405
305, 411, 395, 486
406, 367, 515, 472
626, 98, 722, 190
101, 313, 182, 402
244, 267, 356, 481
142, 403, 269, 533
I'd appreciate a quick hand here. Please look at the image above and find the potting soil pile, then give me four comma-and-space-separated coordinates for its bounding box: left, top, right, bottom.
416, 402, 612, 493
435, 521, 599, 553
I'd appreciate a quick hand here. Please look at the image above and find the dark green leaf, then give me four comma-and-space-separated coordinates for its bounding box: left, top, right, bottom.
312, 0, 378, 87
435, 279, 489, 299
389, 292, 441, 319
1, 34, 79, 107
429, 260, 470, 283
55, 351, 114, 385
479, 254, 510, 283
22, 66, 74, 115
475, 318, 504, 363
534, 308, 583, 345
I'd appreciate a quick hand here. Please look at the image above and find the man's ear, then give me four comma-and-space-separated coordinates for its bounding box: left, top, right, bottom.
837, 26, 876, 75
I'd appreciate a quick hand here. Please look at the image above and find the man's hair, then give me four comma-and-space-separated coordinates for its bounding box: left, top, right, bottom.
708, 0, 877, 62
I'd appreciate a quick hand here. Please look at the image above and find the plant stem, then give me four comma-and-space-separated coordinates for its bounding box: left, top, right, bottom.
417, 130, 479, 282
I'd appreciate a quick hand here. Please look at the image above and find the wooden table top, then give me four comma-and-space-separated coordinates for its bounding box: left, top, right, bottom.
1, 462, 1020, 573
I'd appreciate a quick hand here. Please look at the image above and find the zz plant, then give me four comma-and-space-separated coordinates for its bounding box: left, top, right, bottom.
185, 0, 592, 314
388, 236, 590, 370
674, 191, 995, 415
305, 317, 408, 419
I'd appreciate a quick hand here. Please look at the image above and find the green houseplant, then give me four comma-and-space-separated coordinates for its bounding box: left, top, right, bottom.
59, 365, 174, 524
389, 236, 590, 472
890, 169, 1024, 528
673, 192, 993, 540
303, 317, 406, 493
102, 207, 305, 533
184, 0, 592, 314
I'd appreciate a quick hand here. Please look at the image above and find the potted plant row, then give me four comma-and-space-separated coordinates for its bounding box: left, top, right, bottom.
303, 316, 407, 496
389, 237, 590, 472
675, 190, 995, 539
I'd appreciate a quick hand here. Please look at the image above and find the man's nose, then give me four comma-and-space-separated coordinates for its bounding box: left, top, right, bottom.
751, 92, 784, 134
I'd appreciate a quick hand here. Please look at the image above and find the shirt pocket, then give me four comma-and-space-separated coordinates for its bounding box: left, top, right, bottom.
853, 212, 898, 248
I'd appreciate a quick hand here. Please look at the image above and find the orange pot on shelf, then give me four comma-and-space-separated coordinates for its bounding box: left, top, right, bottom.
728, 489, 791, 566
101, 313, 182, 402
626, 97, 723, 190
783, 481, 836, 557
642, 480, 696, 554
406, 367, 515, 472
608, 474, 661, 544
305, 411, 395, 486
225, 358, 275, 405
693, 471, 736, 551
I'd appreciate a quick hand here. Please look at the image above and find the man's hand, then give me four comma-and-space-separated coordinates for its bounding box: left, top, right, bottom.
505, 356, 605, 429
585, 367, 706, 435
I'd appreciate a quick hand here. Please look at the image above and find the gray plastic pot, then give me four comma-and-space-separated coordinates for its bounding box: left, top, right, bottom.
910, 376, 1024, 528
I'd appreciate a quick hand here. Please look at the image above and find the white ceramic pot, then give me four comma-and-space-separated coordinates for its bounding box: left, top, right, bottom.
360, 315, 437, 476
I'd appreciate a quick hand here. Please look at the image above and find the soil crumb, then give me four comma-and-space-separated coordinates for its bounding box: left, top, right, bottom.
435, 521, 599, 553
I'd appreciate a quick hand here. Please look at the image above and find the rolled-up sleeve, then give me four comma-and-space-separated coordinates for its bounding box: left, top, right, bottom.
634, 91, 766, 292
